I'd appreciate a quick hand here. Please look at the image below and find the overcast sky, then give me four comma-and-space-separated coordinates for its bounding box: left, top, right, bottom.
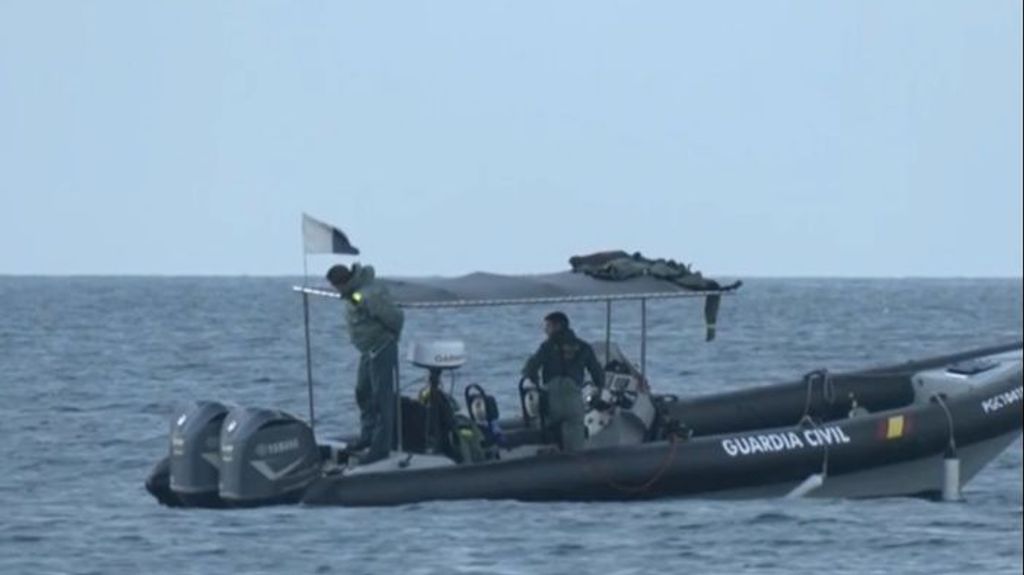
1, 1, 1021, 277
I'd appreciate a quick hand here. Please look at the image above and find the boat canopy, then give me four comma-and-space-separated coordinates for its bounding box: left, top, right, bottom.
293, 260, 741, 403
294, 270, 736, 309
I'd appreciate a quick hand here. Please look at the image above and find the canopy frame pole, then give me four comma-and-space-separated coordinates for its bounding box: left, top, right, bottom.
395, 363, 403, 456
640, 298, 647, 379
302, 291, 316, 433
300, 227, 315, 433
604, 300, 612, 365
292, 284, 730, 307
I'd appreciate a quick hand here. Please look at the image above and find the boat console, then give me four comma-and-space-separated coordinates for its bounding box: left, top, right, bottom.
507, 341, 658, 451
582, 355, 657, 448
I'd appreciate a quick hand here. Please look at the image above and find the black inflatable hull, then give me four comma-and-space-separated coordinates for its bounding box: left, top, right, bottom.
144, 459, 309, 509
146, 342, 1022, 508
145, 457, 187, 508
302, 362, 1022, 506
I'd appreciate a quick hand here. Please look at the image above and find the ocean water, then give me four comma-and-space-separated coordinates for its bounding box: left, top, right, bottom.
0, 277, 1021, 575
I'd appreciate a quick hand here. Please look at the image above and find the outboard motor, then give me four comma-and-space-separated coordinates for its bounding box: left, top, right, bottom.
218, 407, 320, 506
169, 400, 230, 507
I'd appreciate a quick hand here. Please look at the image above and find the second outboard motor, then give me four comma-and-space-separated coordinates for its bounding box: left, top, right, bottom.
218, 407, 320, 507
169, 400, 230, 507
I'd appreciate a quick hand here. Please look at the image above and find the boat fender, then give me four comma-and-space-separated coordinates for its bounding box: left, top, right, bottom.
931, 394, 962, 502
942, 449, 962, 502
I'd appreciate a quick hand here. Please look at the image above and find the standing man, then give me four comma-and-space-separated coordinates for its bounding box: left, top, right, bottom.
522, 311, 605, 451
327, 263, 405, 465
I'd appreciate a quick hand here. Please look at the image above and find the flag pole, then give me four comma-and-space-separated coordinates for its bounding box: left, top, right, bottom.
303, 290, 316, 434
299, 213, 360, 437
301, 217, 316, 433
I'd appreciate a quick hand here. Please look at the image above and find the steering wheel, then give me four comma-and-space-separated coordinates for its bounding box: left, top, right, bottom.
608, 386, 638, 410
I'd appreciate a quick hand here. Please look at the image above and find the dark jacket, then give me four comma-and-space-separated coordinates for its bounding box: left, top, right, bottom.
336, 264, 404, 354
522, 328, 605, 388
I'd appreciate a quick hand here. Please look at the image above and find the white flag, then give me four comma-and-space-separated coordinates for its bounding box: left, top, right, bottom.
302, 214, 359, 255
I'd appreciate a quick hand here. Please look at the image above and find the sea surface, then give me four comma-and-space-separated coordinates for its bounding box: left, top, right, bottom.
0, 277, 1021, 575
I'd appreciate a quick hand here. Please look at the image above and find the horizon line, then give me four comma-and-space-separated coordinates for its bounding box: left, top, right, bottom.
1, 273, 1022, 281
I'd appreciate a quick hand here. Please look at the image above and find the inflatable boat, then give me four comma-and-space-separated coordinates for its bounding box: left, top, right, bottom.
144, 221, 1022, 508
145, 274, 1022, 508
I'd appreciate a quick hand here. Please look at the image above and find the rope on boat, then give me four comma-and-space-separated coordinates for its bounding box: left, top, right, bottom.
931, 394, 957, 454
797, 371, 833, 479
573, 434, 681, 494
931, 393, 962, 502
800, 369, 836, 424
796, 414, 831, 478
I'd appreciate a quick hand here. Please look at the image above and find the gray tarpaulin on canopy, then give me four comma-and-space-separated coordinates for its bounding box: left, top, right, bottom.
374, 271, 728, 308
295, 269, 737, 340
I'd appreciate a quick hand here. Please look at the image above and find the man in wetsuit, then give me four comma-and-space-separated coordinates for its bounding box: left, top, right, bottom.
522, 311, 605, 451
